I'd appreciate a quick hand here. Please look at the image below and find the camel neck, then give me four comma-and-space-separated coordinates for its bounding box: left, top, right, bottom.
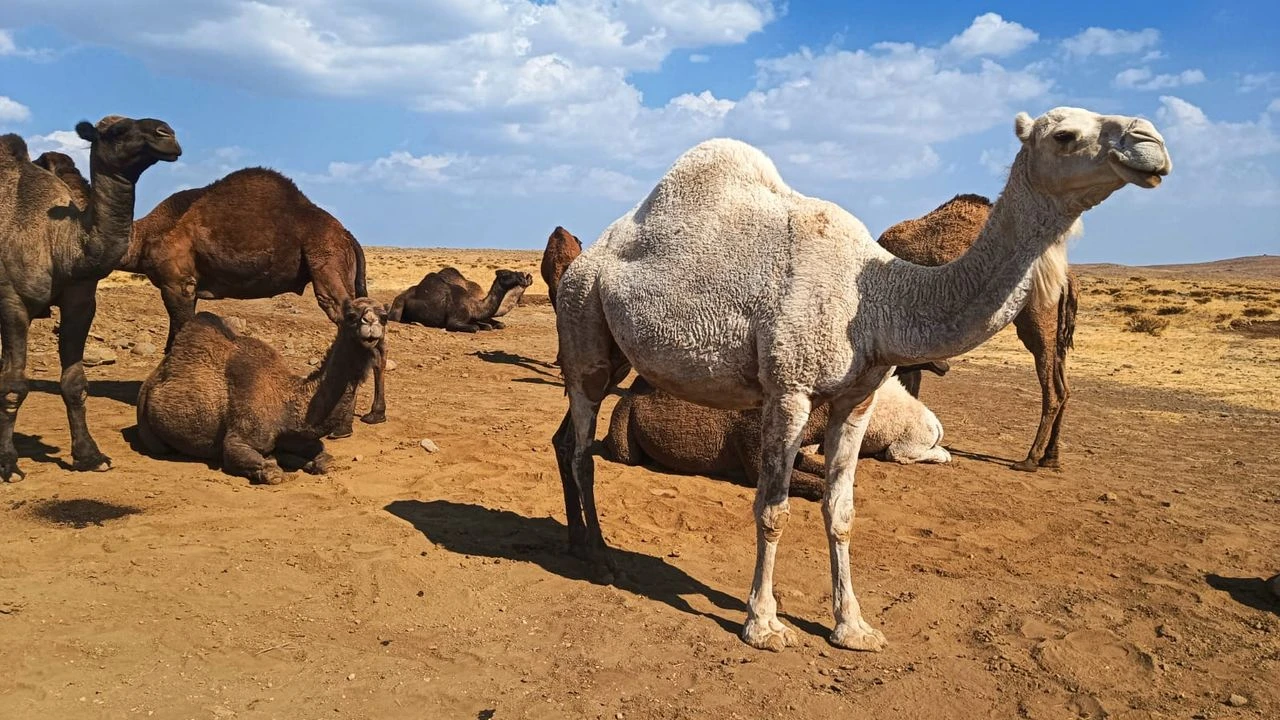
479, 280, 508, 317
300, 331, 372, 430
83, 165, 139, 273
870, 152, 1079, 365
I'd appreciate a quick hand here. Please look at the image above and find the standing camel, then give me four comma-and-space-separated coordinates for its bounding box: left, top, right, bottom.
540, 226, 582, 310
0, 116, 181, 481
120, 167, 387, 434
553, 107, 1171, 651
879, 194, 1079, 471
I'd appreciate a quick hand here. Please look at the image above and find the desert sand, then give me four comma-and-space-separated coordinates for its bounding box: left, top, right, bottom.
1, 249, 1277, 719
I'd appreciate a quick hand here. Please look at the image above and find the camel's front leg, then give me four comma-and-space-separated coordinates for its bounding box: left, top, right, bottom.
0, 297, 32, 481
823, 390, 887, 651
361, 339, 387, 425
742, 392, 812, 651
56, 282, 111, 472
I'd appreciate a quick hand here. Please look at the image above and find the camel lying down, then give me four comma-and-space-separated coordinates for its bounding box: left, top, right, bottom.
605, 375, 951, 500
136, 299, 387, 484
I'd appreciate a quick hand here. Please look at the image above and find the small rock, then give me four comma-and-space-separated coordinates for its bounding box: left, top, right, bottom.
1100, 492, 1118, 502
419, 438, 439, 453
307, 357, 321, 366
1155, 624, 1181, 641
1227, 694, 1248, 707
224, 316, 248, 334
352, 455, 363, 463
131, 341, 157, 357
82, 346, 117, 367
386, 359, 398, 371
347, 673, 357, 681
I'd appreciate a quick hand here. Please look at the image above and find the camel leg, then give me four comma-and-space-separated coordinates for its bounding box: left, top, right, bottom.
56, 281, 111, 472
359, 340, 387, 425
1011, 309, 1061, 472
0, 297, 31, 481
159, 281, 197, 352
223, 434, 284, 485
741, 392, 812, 652
823, 389, 887, 652
276, 436, 332, 475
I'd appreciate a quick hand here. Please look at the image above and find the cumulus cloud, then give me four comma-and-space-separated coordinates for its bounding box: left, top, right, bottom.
1150, 96, 1280, 206
0, 28, 51, 59
689, 53, 710, 63
1114, 67, 1206, 91
1240, 72, 1278, 93
24, 129, 89, 169
0, 95, 32, 123
1062, 27, 1160, 57
943, 13, 1038, 58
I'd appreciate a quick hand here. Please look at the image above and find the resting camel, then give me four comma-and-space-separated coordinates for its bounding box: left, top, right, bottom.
388, 267, 531, 332
32, 151, 90, 209
121, 167, 387, 433
880, 194, 1080, 472
554, 107, 1171, 651
136, 298, 387, 485
0, 116, 181, 481
606, 375, 950, 500
540, 226, 582, 311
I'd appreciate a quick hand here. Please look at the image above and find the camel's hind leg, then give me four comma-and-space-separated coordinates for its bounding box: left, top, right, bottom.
1011, 303, 1067, 472
0, 294, 31, 481
553, 276, 628, 581
55, 281, 111, 472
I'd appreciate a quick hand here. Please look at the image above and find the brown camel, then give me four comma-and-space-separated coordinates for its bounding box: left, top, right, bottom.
878, 193, 1080, 472
121, 167, 387, 433
540, 226, 582, 310
606, 372, 952, 500
437, 267, 532, 324
387, 267, 531, 332
0, 116, 181, 482
135, 298, 387, 485
32, 151, 90, 209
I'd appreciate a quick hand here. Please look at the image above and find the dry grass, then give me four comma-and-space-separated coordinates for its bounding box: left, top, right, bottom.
1126, 313, 1170, 335
1243, 307, 1274, 318
1154, 304, 1189, 316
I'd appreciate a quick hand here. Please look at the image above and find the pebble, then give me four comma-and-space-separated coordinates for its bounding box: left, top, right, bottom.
83, 346, 117, 367
386, 359, 398, 371
308, 357, 321, 366
1100, 492, 1118, 502
420, 438, 439, 453
132, 341, 157, 356
1227, 694, 1248, 707
347, 673, 357, 681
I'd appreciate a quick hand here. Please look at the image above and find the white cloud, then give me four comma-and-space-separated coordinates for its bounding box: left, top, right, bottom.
0, 27, 52, 60
943, 13, 1038, 58
1240, 72, 1278, 93
1149, 96, 1280, 207
0, 95, 32, 123
1062, 27, 1160, 57
1114, 67, 1206, 91
24, 129, 89, 170
689, 53, 710, 63
1269, 99, 1280, 114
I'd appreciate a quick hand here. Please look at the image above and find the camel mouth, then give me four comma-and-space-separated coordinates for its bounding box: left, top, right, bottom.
1108, 151, 1166, 189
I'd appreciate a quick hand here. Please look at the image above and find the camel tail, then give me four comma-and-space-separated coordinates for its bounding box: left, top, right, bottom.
350, 233, 369, 298
1058, 272, 1079, 355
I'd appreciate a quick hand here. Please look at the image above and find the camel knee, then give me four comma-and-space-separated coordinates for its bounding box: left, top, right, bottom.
756, 499, 790, 542
1, 379, 29, 414
59, 366, 88, 404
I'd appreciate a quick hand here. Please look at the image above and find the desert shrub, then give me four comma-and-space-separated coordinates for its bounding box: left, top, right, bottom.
1242, 307, 1274, 318
1113, 303, 1144, 315
1214, 312, 1234, 324
1155, 304, 1188, 315
1126, 314, 1169, 336
1193, 296, 1212, 304
1145, 288, 1177, 297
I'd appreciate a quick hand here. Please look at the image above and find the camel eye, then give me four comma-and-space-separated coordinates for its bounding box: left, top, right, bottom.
1052, 130, 1076, 144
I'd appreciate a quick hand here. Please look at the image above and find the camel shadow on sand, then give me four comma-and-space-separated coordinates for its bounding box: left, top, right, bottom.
30, 378, 142, 406
385, 499, 829, 639
13, 432, 74, 471
1205, 574, 1280, 616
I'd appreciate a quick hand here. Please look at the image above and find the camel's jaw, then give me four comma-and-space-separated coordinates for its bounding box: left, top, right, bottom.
1108, 151, 1166, 189
1107, 124, 1170, 189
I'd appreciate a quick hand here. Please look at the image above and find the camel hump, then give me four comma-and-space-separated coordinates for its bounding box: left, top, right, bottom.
0, 134, 30, 164
948, 193, 992, 208
190, 312, 239, 340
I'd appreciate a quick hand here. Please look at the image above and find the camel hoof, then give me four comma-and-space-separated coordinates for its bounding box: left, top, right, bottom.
829, 622, 887, 652
1010, 458, 1039, 473
1039, 457, 1061, 469
360, 411, 386, 425
303, 452, 334, 475
327, 427, 354, 440
72, 453, 112, 473
0, 454, 26, 483
741, 618, 796, 652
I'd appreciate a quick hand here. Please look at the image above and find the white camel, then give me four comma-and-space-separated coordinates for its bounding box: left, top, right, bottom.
553, 107, 1171, 652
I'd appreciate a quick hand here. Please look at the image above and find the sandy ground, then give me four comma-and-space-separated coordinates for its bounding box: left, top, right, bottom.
2, 250, 1278, 720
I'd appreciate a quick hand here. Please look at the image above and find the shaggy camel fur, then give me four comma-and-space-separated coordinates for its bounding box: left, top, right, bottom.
0, 116, 180, 482
388, 267, 531, 332
605, 375, 950, 500
136, 298, 386, 485
121, 167, 387, 433
540, 226, 582, 310
32, 152, 91, 209
554, 107, 1171, 652
880, 194, 1080, 472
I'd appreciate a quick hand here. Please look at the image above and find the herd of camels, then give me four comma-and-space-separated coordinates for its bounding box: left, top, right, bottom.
0, 106, 1173, 651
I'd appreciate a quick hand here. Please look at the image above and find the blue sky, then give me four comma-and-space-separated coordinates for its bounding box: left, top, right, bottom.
2, 1, 1277, 264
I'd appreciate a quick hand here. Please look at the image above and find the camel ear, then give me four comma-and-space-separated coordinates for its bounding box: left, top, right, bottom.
1014, 112, 1035, 143
75, 121, 98, 143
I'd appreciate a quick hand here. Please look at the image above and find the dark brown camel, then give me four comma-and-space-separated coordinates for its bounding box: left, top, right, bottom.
437, 267, 532, 326
32, 151, 90, 209
0, 116, 180, 481
540, 226, 581, 310
120, 167, 387, 433
387, 267, 531, 332
878, 193, 1079, 472
136, 298, 387, 485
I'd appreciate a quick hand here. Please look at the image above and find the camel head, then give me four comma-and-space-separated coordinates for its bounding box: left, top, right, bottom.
75, 115, 182, 180
496, 269, 534, 291
551, 226, 582, 251
342, 297, 388, 350
33, 151, 78, 175
1013, 107, 1171, 210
